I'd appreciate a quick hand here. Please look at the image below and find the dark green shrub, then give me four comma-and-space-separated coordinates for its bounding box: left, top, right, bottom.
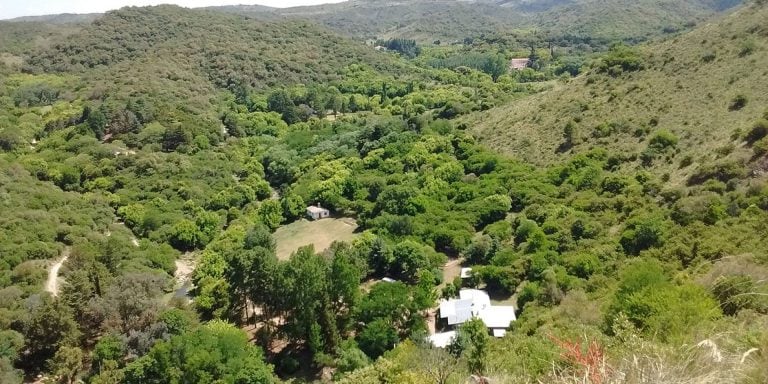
729, 94, 748, 111
688, 160, 746, 185
746, 119, 768, 144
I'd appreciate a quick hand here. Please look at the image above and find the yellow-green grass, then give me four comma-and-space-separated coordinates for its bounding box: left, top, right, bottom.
465, 3, 768, 184
273, 217, 359, 260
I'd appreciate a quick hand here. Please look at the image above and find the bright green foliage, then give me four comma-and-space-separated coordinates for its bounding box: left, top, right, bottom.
257, 200, 284, 231
280, 192, 305, 221
122, 321, 275, 384
0, 3, 767, 383
92, 334, 125, 371
335, 339, 371, 374
607, 259, 722, 341
169, 219, 203, 250
357, 282, 428, 340
448, 318, 489, 377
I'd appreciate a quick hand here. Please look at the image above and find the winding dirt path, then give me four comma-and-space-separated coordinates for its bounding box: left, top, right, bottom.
46, 247, 70, 297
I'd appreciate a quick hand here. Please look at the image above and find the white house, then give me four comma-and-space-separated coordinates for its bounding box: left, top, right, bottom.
306, 205, 330, 220
431, 289, 516, 346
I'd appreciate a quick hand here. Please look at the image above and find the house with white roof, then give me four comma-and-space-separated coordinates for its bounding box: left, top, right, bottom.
429, 289, 516, 347
306, 205, 330, 220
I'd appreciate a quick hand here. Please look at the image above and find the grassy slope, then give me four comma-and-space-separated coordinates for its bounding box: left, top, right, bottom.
533, 0, 742, 42
212, 0, 742, 43
214, 0, 522, 43
468, 2, 768, 181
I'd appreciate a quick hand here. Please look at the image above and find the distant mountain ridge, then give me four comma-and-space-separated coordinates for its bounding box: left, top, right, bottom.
5, 13, 101, 24
2, 0, 744, 44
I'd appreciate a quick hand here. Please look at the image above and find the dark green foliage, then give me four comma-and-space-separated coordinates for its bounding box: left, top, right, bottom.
375, 38, 421, 59
620, 215, 667, 254
14, 298, 80, 370
428, 52, 508, 81
711, 275, 768, 315
595, 44, 645, 75
729, 94, 748, 111
357, 319, 399, 359
688, 160, 746, 185
746, 119, 768, 143
122, 321, 275, 384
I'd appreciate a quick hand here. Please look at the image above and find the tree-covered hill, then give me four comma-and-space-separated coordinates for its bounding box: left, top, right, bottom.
212, 0, 743, 44
13, 5, 413, 144
23, 5, 404, 90
468, 0, 768, 180
1, 1, 767, 383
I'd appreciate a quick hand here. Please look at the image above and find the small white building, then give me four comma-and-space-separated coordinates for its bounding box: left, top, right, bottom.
460, 267, 473, 279
432, 289, 516, 346
306, 205, 330, 220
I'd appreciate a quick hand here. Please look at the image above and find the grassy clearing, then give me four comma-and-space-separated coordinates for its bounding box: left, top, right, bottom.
273, 217, 359, 260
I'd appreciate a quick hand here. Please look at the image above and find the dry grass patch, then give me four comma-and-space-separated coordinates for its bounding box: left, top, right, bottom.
273, 217, 359, 260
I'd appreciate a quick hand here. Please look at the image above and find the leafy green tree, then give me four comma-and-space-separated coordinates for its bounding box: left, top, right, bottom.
391, 240, 431, 282
92, 334, 126, 372
161, 124, 193, 152
448, 318, 489, 377
195, 276, 231, 320
329, 246, 365, 333
0, 330, 24, 363
49, 346, 84, 384
267, 89, 300, 124
169, 219, 203, 250
122, 321, 275, 384
86, 108, 108, 139
15, 299, 80, 370
258, 200, 284, 231
357, 282, 426, 338
281, 192, 306, 221
334, 339, 370, 374
357, 319, 398, 359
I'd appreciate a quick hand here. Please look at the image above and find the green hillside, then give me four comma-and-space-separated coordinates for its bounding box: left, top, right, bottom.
213, 0, 742, 45
23, 5, 404, 89
532, 0, 743, 42
1, 2, 767, 384
469, 1, 768, 181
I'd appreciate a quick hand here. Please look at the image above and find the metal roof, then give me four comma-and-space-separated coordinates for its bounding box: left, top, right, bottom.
428, 331, 457, 348
477, 306, 516, 329
306, 206, 329, 213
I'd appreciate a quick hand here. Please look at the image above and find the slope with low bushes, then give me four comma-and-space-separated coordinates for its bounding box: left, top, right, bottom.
468, 1, 768, 183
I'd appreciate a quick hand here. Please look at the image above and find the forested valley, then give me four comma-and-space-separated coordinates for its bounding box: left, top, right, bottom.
0, 1, 767, 383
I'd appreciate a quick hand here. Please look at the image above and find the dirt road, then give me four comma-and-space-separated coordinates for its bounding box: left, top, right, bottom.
45, 247, 70, 297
